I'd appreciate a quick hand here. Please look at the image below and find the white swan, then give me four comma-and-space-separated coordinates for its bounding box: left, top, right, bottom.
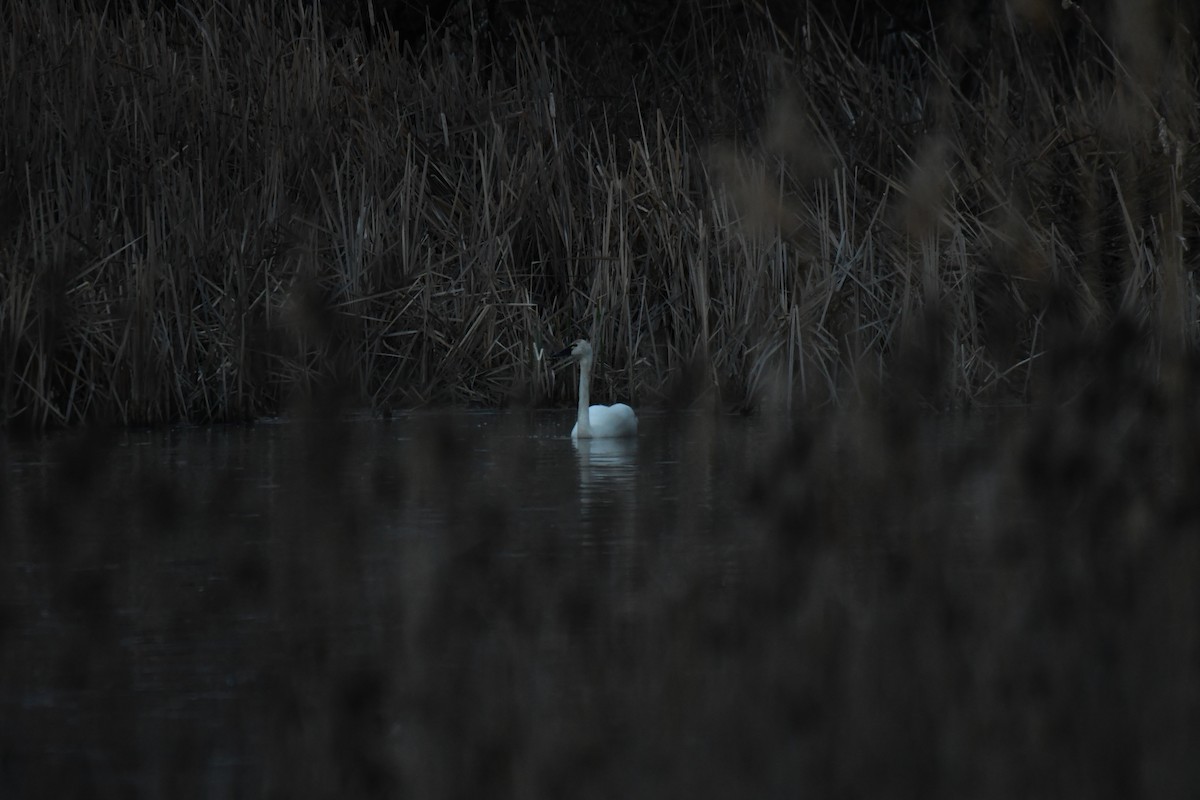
554, 339, 637, 439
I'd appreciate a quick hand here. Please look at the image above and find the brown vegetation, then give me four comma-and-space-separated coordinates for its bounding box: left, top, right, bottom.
1, 0, 1196, 428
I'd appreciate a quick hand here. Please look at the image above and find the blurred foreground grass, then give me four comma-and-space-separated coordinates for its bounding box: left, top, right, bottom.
3, 320, 1199, 797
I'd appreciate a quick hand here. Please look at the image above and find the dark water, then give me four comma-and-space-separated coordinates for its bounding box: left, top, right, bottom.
3, 408, 1198, 798
0, 412, 775, 797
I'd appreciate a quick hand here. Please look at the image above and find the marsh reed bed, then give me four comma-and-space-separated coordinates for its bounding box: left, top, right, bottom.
2, 0, 1196, 428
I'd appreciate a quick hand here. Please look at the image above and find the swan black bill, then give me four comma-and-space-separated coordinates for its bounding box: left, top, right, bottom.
552, 345, 574, 358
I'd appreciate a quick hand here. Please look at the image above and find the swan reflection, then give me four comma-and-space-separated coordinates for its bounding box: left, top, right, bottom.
572, 436, 637, 514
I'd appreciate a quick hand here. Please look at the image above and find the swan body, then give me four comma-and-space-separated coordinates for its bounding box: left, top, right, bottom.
554, 339, 638, 439
571, 402, 637, 439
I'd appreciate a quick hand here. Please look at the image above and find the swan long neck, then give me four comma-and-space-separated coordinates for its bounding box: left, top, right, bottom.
576, 354, 592, 437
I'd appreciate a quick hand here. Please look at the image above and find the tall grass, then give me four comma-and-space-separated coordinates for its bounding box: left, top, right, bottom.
1, 0, 1196, 428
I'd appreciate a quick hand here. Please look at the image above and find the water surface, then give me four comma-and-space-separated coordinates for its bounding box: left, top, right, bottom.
2, 411, 778, 796
3, 407, 1196, 798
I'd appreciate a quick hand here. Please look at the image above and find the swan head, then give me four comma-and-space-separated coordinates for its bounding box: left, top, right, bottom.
552, 339, 593, 362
